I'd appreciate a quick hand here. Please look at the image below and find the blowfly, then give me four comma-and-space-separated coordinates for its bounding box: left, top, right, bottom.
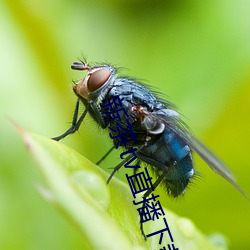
52, 60, 246, 199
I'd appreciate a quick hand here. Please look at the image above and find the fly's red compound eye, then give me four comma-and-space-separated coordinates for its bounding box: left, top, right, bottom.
87, 68, 111, 92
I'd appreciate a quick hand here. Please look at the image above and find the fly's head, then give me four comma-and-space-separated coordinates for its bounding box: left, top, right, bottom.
72, 61, 116, 102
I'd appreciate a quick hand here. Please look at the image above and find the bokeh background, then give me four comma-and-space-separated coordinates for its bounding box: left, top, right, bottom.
1, 0, 250, 249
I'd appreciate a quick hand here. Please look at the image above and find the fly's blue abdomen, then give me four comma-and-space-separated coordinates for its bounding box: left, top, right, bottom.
136, 128, 194, 196
165, 129, 190, 161
163, 129, 194, 196
164, 154, 193, 196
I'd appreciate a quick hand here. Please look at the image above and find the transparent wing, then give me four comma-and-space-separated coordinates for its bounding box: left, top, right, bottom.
177, 128, 247, 197
148, 110, 247, 198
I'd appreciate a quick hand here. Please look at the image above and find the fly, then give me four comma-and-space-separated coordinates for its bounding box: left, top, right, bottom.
52, 60, 246, 233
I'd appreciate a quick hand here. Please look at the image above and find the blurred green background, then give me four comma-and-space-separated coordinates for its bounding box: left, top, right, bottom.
1, 0, 250, 249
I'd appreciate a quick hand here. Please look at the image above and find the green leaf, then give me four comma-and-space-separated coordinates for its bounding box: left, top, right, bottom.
19, 127, 227, 250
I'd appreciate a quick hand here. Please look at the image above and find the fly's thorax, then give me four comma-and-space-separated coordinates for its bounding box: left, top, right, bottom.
73, 64, 117, 102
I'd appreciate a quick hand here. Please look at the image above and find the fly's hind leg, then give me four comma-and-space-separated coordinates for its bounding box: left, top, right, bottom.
139, 171, 168, 240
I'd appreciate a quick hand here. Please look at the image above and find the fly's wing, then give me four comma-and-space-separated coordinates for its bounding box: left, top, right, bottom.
180, 130, 248, 198
151, 110, 247, 198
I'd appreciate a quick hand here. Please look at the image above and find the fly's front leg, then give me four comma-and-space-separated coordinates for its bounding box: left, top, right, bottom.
52, 99, 89, 141
88, 100, 106, 129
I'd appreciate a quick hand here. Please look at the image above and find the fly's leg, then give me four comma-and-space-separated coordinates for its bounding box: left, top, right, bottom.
52, 99, 107, 141
89, 100, 106, 128
105, 142, 166, 240
140, 171, 168, 240
96, 146, 115, 165
52, 99, 89, 141
92, 98, 115, 164
106, 153, 134, 184
106, 144, 146, 184
132, 164, 140, 191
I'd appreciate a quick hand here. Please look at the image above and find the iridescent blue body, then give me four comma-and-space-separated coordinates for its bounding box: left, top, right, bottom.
91, 77, 194, 197
53, 61, 245, 199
